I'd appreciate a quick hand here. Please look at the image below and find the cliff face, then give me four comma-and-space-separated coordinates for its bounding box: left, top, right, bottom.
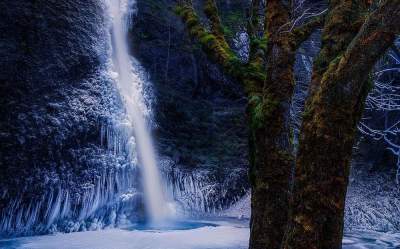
0, 0, 142, 236
0, 0, 251, 237
130, 0, 250, 212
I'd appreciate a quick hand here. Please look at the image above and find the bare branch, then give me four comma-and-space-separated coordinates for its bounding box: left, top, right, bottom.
291, 9, 327, 48
358, 38, 400, 184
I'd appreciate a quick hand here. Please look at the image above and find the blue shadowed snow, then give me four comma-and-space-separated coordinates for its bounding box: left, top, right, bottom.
343, 230, 400, 249
1, 219, 399, 249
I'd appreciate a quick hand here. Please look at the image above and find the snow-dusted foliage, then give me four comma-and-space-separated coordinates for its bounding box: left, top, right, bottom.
221, 192, 251, 219
160, 158, 247, 215
343, 40, 400, 232
233, 31, 250, 62
358, 39, 400, 184
345, 164, 400, 232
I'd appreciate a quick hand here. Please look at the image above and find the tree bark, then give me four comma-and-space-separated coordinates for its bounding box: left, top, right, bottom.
176, 1, 338, 248
249, 1, 295, 248
283, 1, 400, 249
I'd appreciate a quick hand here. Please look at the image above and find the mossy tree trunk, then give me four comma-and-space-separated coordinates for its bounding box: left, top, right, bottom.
248, 1, 297, 248
176, 1, 324, 248
283, 1, 400, 249
175, 0, 399, 249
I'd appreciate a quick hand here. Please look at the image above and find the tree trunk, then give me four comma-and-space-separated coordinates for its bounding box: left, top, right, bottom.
283, 1, 400, 248
248, 105, 293, 249
249, 2, 296, 248
248, 95, 293, 249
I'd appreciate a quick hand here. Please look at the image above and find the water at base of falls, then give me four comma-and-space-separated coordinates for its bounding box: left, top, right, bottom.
125, 220, 218, 231
108, 0, 174, 225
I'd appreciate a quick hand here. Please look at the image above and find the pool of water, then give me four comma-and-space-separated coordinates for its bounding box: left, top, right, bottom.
125, 220, 218, 231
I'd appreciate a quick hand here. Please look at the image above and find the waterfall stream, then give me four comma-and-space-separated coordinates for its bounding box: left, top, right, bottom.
109, 0, 172, 225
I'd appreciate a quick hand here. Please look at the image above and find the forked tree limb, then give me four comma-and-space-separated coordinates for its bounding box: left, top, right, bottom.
334, 0, 400, 99
283, 1, 400, 249
175, 2, 237, 69
175, 1, 265, 95
291, 10, 327, 49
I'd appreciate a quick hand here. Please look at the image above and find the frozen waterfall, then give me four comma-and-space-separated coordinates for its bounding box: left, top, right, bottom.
109, 0, 173, 225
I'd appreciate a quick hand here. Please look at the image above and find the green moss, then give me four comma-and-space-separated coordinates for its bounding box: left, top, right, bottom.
248, 95, 280, 130
199, 33, 217, 45
222, 25, 234, 38
250, 36, 268, 51
251, 104, 265, 130
354, 74, 375, 121
175, 2, 265, 96
264, 97, 280, 117
301, 106, 313, 120
222, 10, 245, 32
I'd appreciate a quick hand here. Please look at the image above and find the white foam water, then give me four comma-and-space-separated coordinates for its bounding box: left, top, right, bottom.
108, 0, 173, 225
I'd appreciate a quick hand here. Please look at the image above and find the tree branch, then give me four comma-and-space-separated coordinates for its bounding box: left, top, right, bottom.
175, 1, 265, 95
324, 0, 400, 106
291, 10, 326, 48
175, 2, 235, 67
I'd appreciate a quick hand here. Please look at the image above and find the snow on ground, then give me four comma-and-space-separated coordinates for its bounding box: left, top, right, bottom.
0, 220, 249, 249
221, 193, 251, 219
343, 230, 400, 249
1, 219, 399, 249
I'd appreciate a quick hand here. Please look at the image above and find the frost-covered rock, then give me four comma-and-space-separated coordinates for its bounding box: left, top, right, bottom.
0, 0, 141, 237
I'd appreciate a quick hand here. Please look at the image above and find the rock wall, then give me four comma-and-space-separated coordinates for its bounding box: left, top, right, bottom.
131, 0, 250, 214
0, 0, 141, 236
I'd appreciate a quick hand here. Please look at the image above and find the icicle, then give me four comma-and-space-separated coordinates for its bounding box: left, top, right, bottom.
60, 190, 70, 219
47, 189, 63, 228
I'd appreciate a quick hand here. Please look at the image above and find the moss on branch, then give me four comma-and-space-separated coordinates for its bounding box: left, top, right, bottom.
203, 0, 230, 49
175, 4, 233, 65
175, 3, 265, 95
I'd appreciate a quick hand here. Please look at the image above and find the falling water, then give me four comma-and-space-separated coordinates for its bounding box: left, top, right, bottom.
109, 0, 171, 225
